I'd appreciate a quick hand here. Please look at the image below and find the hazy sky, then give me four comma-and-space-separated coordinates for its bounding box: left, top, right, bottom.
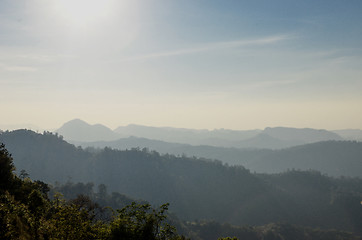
1, 0, 362, 130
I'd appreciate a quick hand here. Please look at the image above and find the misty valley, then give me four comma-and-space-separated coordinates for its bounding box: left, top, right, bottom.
1, 120, 362, 239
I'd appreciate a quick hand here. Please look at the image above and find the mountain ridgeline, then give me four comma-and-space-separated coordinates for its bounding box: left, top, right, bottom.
55, 120, 362, 178
1, 129, 362, 235
56, 119, 352, 149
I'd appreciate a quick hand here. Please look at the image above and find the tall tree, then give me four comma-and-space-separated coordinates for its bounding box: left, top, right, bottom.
0, 143, 15, 193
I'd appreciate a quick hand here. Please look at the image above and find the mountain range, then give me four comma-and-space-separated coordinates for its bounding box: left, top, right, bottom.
55, 119, 362, 149
54, 119, 362, 178
0, 129, 361, 234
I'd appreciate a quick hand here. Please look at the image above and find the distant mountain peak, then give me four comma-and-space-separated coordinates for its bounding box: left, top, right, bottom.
57, 119, 120, 142
62, 118, 90, 126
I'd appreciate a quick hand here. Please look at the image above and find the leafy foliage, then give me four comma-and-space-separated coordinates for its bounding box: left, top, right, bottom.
0, 143, 15, 193
0, 144, 186, 240
110, 202, 185, 240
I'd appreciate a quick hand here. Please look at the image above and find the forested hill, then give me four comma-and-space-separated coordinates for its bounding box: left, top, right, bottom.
75, 137, 362, 178
1, 129, 362, 234
247, 141, 362, 177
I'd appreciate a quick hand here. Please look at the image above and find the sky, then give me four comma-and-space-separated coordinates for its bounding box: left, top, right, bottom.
1, 0, 362, 131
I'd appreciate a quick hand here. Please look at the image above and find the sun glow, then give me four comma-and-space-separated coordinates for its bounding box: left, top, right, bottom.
53, 0, 116, 28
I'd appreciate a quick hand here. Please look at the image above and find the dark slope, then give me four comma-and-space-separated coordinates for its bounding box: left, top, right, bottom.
72, 136, 271, 167
0, 129, 91, 183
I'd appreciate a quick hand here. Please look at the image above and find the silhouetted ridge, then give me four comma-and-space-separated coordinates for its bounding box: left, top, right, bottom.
57, 118, 120, 142
264, 127, 343, 142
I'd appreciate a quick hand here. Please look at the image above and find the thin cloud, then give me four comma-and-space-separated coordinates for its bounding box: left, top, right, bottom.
16, 53, 77, 62
124, 34, 293, 61
0, 63, 37, 72
247, 79, 299, 89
